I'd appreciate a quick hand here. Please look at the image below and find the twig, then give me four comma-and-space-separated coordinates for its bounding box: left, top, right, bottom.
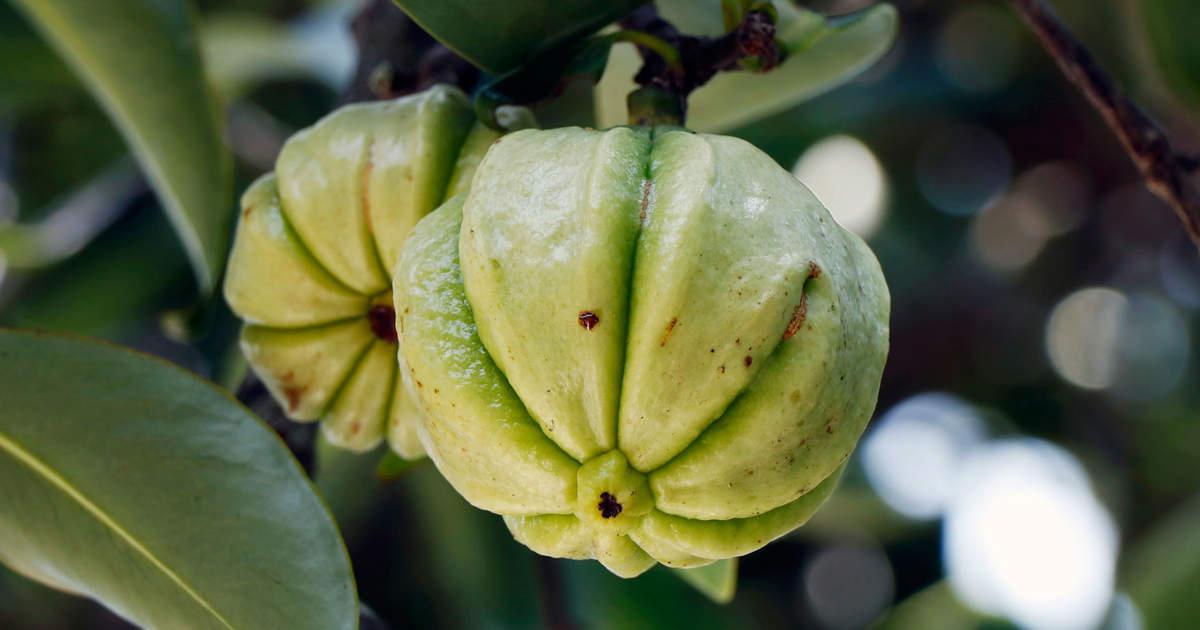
1008, 0, 1200, 249
534, 556, 577, 630
619, 5, 783, 124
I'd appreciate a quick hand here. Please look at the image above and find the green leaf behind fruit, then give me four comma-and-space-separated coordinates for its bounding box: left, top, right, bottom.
391, 0, 641, 73
671, 559, 738, 604
10, 0, 234, 292
596, 2, 899, 131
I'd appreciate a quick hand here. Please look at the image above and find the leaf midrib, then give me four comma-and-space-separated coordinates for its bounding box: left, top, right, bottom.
0, 430, 236, 630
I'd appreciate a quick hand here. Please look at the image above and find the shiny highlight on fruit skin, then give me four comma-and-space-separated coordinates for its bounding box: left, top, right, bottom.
395, 124, 890, 577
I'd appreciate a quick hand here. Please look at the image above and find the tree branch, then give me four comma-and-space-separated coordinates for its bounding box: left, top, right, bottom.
619, 4, 783, 125
1008, 0, 1200, 249
342, 0, 477, 104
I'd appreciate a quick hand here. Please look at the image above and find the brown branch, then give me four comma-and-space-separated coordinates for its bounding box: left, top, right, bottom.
1008, 0, 1200, 249
619, 5, 783, 125
342, 0, 477, 104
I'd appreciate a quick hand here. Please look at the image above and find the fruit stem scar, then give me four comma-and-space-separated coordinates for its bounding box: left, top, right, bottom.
598, 492, 623, 518
367, 304, 399, 343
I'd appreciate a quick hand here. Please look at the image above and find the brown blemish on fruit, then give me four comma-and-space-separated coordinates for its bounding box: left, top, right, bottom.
790, 390, 801, 403
783, 293, 809, 341
283, 387, 303, 411
659, 317, 678, 347
639, 180, 652, 223
719, 365, 726, 373
349, 421, 361, 435
241, 205, 253, 218
367, 304, 398, 343
598, 492, 623, 519
744, 355, 753, 367
809, 261, 822, 279
361, 155, 375, 232
578, 310, 600, 330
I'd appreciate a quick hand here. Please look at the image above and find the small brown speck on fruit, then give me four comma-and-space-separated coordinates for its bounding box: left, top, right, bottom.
660, 317, 678, 347
744, 356, 753, 367
579, 310, 600, 330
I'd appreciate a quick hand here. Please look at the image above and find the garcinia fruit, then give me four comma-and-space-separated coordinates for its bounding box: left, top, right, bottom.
395, 126, 890, 576
224, 85, 532, 456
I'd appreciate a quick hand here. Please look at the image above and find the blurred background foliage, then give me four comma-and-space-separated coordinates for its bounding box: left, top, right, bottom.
1, 0, 1198, 628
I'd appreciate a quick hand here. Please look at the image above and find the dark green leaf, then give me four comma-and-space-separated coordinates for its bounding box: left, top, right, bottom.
0, 329, 356, 629
11, 0, 234, 292
376, 451, 420, 481
1143, 0, 1200, 107
392, 0, 642, 73
1123, 493, 1200, 628
475, 35, 616, 127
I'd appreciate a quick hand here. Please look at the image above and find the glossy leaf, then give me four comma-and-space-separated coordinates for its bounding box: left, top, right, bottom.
1143, 0, 1200, 108
392, 0, 642, 73
595, 2, 899, 131
10, 0, 234, 292
0, 329, 356, 629
671, 559, 737, 604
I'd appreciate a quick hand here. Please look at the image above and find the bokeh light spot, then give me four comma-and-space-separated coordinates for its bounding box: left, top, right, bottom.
916, 123, 1011, 216
945, 439, 1118, 630
1046, 288, 1189, 398
935, 4, 1021, 93
793, 135, 889, 238
862, 393, 986, 520
803, 543, 894, 630
1045, 287, 1127, 390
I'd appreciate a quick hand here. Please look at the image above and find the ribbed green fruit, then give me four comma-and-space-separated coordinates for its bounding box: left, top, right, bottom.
395, 126, 890, 577
223, 85, 530, 456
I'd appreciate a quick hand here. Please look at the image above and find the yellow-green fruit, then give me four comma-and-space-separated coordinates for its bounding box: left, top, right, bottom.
224, 85, 531, 456
395, 126, 890, 577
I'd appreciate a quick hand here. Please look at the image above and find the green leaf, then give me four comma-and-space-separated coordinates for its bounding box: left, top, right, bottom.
392, 0, 642, 73
671, 559, 737, 604
1143, 0, 1200, 107
1123, 493, 1200, 628
475, 34, 616, 126
595, 2, 899, 131
0, 329, 356, 629
10, 0, 234, 293
376, 451, 420, 481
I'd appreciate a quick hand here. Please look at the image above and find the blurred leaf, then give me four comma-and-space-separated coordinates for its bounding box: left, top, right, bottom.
201, 14, 314, 100
1123, 493, 1200, 628
0, 329, 356, 629
566, 561, 744, 628
873, 580, 982, 630
376, 451, 419, 481
671, 559, 737, 604
1142, 0, 1200, 108
595, 2, 899, 131
392, 0, 642, 73
11, 0, 234, 292
0, 160, 142, 269
0, 200, 190, 340
0, 3, 77, 115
